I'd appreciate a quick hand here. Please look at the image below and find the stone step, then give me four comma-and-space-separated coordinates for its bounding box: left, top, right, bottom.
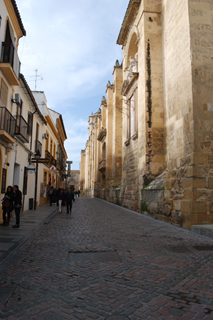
191, 224, 213, 240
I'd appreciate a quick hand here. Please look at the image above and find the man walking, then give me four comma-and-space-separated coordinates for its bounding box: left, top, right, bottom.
65, 187, 75, 214
49, 186, 54, 206
12, 185, 22, 228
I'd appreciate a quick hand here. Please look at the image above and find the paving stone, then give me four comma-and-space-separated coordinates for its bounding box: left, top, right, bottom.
0, 198, 212, 319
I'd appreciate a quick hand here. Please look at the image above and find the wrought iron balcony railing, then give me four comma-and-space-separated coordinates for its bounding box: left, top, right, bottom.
0, 42, 21, 84
0, 107, 15, 135
14, 115, 29, 143
45, 150, 57, 167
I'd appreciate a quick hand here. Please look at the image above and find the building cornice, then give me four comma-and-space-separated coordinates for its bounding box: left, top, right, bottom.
45, 115, 68, 159
117, 0, 141, 46
19, 74, 47, 125
4, 0, 26, 39
97, 127, 107, 142
121, 72, 139, 96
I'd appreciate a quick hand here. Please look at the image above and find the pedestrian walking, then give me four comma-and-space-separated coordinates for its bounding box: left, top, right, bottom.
56, 188, 60, 206
58, 188, 65, 213
49, 186, 54, 206
12, 185, 22, 228
65, 187, 75, 214
77, 190, 80, 198
1, 186, 14, 226
53, 187, 57, 205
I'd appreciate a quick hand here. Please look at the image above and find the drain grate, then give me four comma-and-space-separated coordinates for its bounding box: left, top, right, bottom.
165, 246, 191, 254
0, 286, 15, 305
193, 245, 213, 251
68, 251, 121, 263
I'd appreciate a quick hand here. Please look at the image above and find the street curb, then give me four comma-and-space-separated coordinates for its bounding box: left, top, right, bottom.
94, 197, 213, 242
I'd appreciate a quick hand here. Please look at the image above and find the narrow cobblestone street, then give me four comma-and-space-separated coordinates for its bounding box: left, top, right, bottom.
0, 198, 213, 319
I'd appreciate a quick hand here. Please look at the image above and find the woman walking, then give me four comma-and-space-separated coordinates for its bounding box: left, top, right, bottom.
1, 186, 14, 226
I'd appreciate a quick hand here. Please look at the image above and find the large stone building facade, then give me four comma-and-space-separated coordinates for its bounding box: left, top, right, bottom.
80, 0, 213, 230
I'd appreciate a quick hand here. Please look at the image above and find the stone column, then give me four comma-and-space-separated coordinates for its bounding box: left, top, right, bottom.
112, 62, 123, 187
106, 82, 114, 190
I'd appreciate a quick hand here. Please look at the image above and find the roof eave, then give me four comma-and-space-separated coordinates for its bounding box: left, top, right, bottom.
11, 0, 26, 37
19, 73, 47, 125
117, 0, 141, 46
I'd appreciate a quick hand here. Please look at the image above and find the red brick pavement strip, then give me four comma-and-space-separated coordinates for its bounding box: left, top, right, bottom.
0, 198, 213, 319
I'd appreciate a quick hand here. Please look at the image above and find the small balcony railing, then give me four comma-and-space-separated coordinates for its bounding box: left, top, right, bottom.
14, 115, 29, 143
0, 107, 15, 143
45, 150, 57, 167
58, 159, 66, 172
0, 42, 21, 84
35, 140, 42, 155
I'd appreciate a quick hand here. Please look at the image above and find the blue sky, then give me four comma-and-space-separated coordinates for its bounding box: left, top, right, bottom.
17, 0, 129, 169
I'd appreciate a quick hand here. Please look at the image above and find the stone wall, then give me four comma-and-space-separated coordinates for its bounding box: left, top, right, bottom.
80, 0, 213, 230
162, 0, 213, 229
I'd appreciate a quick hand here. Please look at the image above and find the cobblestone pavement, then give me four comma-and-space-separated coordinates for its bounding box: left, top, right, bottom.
0, 198, 213, 320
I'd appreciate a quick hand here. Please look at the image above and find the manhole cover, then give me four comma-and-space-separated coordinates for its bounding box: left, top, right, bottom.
165, 246, 191, 253
68, 251, 121, 263
0, 286, 15, 305
105, 316, 130, 320
193, 245, 213, 251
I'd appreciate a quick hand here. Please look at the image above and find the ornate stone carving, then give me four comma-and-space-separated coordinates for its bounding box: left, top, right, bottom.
126, 53, 138, 81
97, 127, 107, 141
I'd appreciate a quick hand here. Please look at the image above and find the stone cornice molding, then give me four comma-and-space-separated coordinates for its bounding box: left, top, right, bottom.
97, 127, 107, 142
124, 138, 130, 147
106, 81, 114, 93
117, 0, 141, 46
121, 72, 139, 96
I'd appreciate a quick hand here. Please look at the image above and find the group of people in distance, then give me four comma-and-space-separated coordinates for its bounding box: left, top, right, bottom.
48, 186, 80, 214
1, 185, 22, 228
1, 184, 80, 228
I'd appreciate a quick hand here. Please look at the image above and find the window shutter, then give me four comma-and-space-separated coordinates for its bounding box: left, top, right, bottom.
27, 111, 33, 136
0, 79, 8, 107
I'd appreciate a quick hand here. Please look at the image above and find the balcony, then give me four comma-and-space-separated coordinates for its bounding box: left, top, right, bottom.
14, 115, 29, 143
0, 42, 21, 86
58, 159, 65, 172
35, 140, 42, 155
99, 159, 106, 173
45, 150, 57, 167
0, 107, 15, 143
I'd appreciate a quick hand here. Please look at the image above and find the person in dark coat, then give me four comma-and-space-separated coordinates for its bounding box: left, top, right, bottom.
53, 187, 57, 205
12, 185, 22, 228
49, 186, 54, 206
1, 186, 14, 226
65, 187, 75, 214
58, 188, 65, 213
